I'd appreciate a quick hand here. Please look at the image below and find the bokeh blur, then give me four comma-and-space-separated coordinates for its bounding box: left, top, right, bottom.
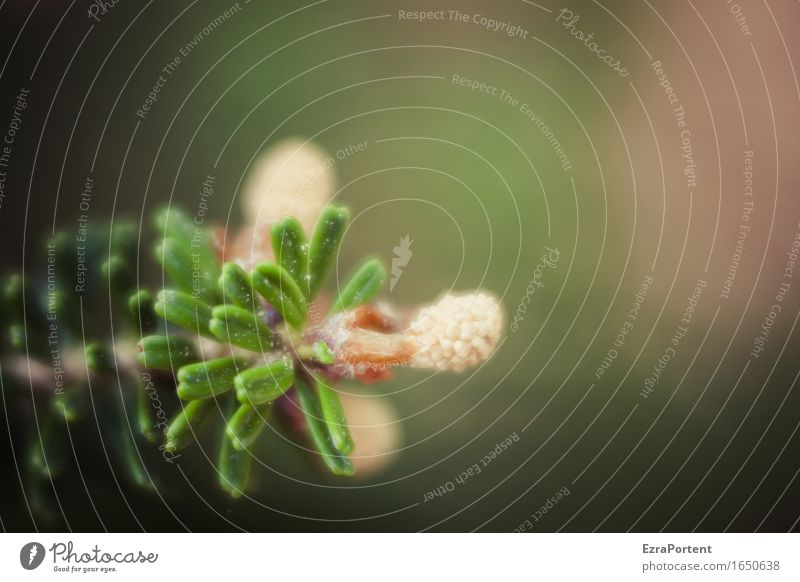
1, 0, 799, 532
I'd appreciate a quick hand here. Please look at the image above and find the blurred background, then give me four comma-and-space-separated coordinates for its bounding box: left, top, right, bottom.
1, 0, 799, 532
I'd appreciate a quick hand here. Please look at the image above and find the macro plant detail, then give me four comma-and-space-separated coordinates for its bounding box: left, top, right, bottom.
148, 202, 386, 492
2, 222, 161, 516
1, 139, 503, 505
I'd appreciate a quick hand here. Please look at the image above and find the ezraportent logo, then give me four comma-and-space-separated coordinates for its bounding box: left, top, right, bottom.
19, 542, 46, 570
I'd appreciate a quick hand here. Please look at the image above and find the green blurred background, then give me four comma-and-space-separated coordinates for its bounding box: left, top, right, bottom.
1, 0, 799, 532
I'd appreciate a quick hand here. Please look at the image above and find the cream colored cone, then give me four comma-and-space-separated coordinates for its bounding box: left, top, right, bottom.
339, 392, 401, 477
406, 292, 503, 372
241, 138, 335, 235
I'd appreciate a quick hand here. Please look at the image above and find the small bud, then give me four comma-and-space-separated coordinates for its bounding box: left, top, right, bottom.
317, 305, 411, 383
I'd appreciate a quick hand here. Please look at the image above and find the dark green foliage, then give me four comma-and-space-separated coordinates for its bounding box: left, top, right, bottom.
5, 202, 391, 504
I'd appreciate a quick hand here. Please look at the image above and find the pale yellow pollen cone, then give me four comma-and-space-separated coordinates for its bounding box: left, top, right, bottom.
406, 292, 504, 372
241, 137, 335, 235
